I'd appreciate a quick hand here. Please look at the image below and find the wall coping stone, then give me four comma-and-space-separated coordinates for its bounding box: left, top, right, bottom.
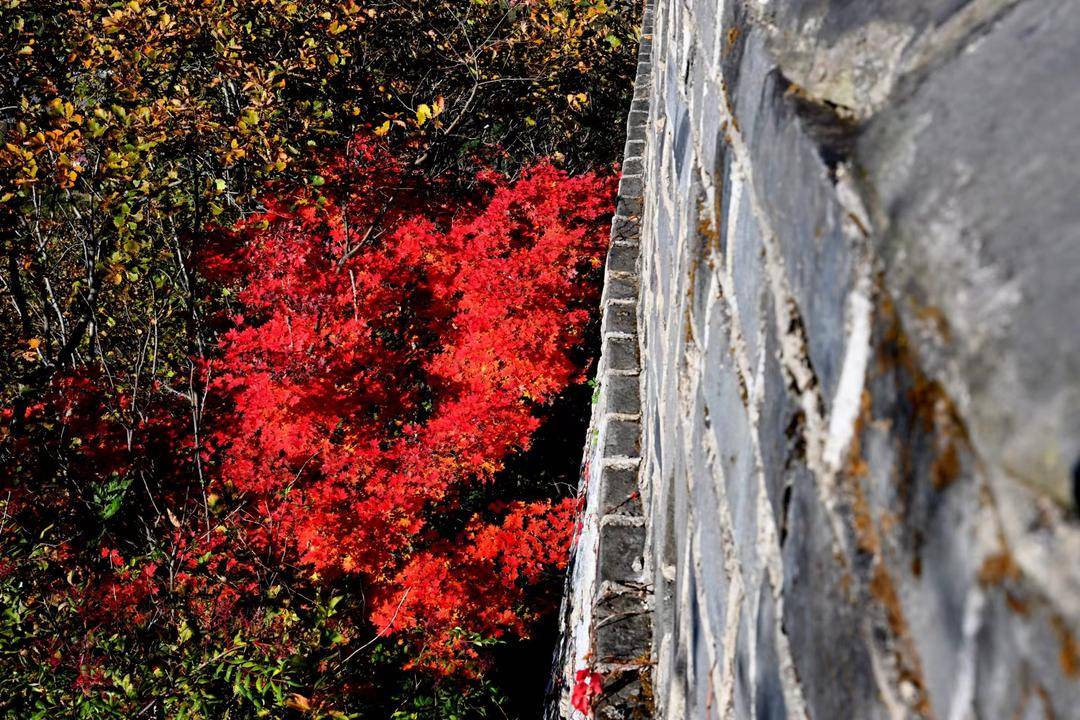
545, 2, 656, 717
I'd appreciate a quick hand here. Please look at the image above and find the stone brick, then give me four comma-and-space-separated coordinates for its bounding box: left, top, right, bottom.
622, 156, 645, 177
597, 520, 645, 582
606, 242, 638, 276
618, 175, 644, 199
602, 302, 637, 336
601, 465, 643, 516
627, 110, 649, 130
605, 374, 641, 417
616, 194, 642, 217
611, 214, 640, 243
604, 274, 638, 302
604, 336, 640, 373
604, 419, 640, 457
595, 609, 651, 660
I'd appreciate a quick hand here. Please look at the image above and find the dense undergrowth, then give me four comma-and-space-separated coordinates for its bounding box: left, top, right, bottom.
0, 0, 638, 717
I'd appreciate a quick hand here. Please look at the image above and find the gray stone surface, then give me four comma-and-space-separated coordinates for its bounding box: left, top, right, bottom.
599, 520, 647, 583
556, 0, 1080, 717
606, 375, 642, 417
601, 466, 643, 516
604, 336, 641, 373
546, 6, 655, 717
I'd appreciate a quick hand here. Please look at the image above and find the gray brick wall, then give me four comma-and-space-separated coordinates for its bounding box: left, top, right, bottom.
553, 1, 1080, 718
635, 0, 1080, 718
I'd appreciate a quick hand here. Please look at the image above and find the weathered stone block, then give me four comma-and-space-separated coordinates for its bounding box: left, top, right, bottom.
619, 175, 644, 200
622, 156, 645, 177
607, 242, 638, 276
603, 302, 637, 336
604, 274, 638, 302
605, 374, 641, 417
604, 335, 640, 373
598, 520, 645, 583
627, 110, 649, 130
595, 609, 651, 660
617, 194, 643, 216
611, 215, 641, 245
601, 465, 643, 516
604, 419, 640, 457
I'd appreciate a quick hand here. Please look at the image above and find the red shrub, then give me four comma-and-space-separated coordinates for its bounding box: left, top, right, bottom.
209, 139, 614, 673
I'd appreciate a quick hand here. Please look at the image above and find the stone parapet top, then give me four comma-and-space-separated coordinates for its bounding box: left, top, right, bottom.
545, 1, 655, 717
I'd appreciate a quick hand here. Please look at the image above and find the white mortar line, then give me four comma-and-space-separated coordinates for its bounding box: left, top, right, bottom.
683, 334, 746, 717
709, 60, 852, 562
864, 618, 909, 720
822, 264, 874, 473
946, 587, 986, 720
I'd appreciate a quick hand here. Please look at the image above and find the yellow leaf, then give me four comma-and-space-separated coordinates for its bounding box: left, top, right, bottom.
286, 694, 313, 712
432, 96, 445, 117
27, 338, 41, 350
416, 103, 432, 126
374, 120, 391, 137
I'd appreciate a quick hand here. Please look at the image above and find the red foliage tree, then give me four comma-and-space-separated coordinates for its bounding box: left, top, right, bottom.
208, 139, 615, 673
0, 139, 613, 714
